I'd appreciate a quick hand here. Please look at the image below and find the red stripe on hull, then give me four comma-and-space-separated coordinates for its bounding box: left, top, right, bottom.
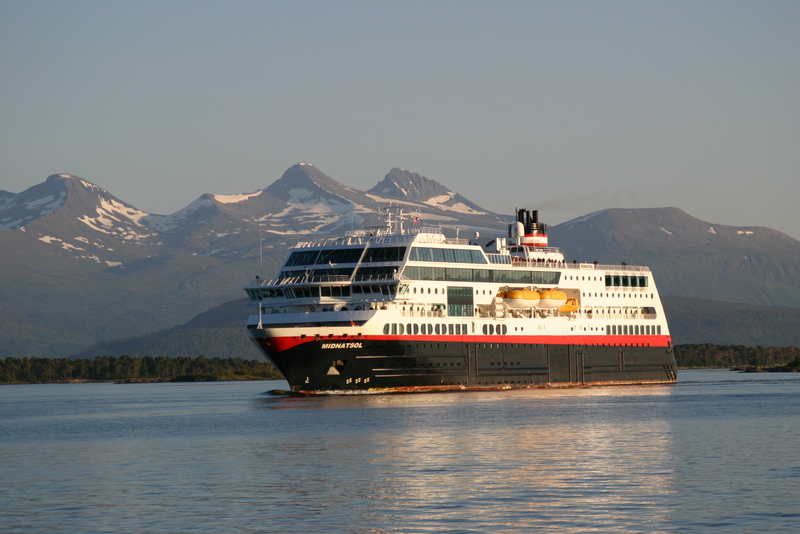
252, 333, 672, 353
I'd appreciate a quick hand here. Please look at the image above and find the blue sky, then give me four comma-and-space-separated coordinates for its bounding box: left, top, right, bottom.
2, 0, 798, 238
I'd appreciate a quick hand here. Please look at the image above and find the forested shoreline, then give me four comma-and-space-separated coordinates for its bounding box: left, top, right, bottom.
673, 344, 800, 369
0, 356, 281, 384
1, 345, 798, 384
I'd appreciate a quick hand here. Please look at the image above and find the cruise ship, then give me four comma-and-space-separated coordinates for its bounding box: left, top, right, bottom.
244, 207, 677, 393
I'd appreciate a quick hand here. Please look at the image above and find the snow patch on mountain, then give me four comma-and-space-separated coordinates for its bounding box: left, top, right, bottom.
214, 191, 261, 204
259, 196, 366, 235
364, 193, 423, 208
77, 198, 155, 240
0, 190, 68, 230
38, 235, 85, 251
424, 194, 486, 215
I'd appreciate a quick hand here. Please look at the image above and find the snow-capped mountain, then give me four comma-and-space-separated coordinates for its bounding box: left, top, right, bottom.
2, 163, 800, 359
0, 164, 512, 358
367, 168, 490, 217
0, 174, 157, 264
258, 163, 375, 235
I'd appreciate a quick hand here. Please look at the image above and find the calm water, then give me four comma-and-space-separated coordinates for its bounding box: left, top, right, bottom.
1, 370, 799, 534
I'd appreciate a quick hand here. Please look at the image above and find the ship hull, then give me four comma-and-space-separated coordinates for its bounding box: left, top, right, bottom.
249, 333, 677, 394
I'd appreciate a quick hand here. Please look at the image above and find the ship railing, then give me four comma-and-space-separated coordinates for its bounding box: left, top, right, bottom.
252, 274, 353, 286
250, 273, 401, 287
353, 273, 401, 282
399, 308, 447, 318
508, 260, 650, 272
565, 262, 651, 272
605, 312, 658, 320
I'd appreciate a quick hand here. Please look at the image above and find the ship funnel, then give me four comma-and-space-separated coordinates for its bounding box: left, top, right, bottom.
515, 208, 548, 247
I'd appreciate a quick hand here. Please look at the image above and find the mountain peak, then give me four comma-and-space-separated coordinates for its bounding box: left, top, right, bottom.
46, 173, 79, 182
265, 163, 355, 206
0, 173, 155, 250
367, 168, 490, 217
368, 168, 451, 202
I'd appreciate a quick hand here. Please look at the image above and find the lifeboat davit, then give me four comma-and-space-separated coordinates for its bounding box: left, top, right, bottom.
558, 298, 580, 314
499, 288, 540, 308
537, 289, 567, 309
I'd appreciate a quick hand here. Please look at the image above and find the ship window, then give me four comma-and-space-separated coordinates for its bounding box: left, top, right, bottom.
447, 286, 474, 317
355, 266, 398, 281
487, 254, 512, 264
474, 269, 490, 282
657, 325, 662, 335
410, 247, 488, 264
285, 250, 320, 266
317, 247, 364, 265
364, 246, 406, 263
383, 324, 390, 335
448, 324, 454, 335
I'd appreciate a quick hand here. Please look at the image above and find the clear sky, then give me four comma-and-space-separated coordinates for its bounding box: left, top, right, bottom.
2, 1, 799, 238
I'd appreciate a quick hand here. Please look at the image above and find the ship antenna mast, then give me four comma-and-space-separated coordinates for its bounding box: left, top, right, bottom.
259, 223, 264, 280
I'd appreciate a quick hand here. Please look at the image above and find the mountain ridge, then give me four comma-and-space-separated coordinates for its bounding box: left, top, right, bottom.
2, 163, 800, 358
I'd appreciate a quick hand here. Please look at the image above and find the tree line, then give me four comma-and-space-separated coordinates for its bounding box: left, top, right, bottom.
0, 355, 281, 384
2, 345, 799, 384
673, 344, 800, 368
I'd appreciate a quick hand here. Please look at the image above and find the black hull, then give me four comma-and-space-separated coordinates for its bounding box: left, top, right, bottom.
251, 337, 677, 393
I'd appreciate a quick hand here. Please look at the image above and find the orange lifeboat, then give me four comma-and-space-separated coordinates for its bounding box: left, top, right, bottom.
499, 288, 540, 308
537, 289, 567, 309
558, 298, 580, 314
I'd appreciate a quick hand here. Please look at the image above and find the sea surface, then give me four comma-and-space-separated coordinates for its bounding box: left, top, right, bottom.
1, 370, 799, 534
